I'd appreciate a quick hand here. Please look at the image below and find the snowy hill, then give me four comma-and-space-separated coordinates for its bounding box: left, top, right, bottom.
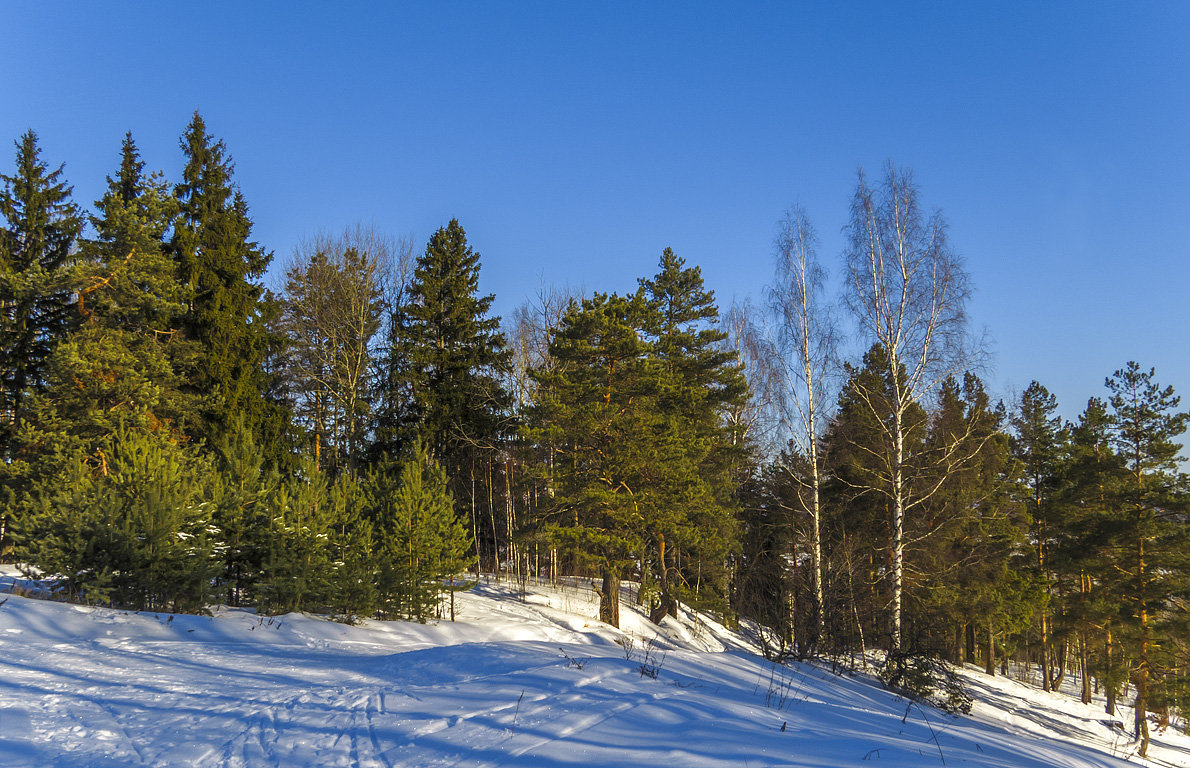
1, 572, 1187, 768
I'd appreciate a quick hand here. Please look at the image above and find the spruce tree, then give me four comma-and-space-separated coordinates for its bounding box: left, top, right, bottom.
0, 131, 82, 448
375, 219, 509, 563
0, 131, 84, 556
170, 113, 284, 454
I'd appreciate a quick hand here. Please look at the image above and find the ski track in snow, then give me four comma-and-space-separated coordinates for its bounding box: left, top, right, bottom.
1, 573, 1188, 768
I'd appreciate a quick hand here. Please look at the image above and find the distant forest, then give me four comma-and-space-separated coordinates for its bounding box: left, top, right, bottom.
1, 114, 1185, 756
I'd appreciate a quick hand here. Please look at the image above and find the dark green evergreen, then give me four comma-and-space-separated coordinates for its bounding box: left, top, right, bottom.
0, 131, 85, 556
374, 219, 509, 565
210, 420, 278, 607
1058, 398, 1128, 708
1102, 363, 1189, 756
637, 248, 746, 615
365, 441, 473, 621
0, 131, 82, 449
170, 113, 285, 455
1010, 382, 1071, 691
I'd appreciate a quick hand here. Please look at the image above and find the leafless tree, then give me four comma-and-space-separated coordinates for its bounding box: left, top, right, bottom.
719, 300, 770, 451
280, 225, 411, 474
504, 280, 581, 413
733, 207, 839, 650
769, 206, 839, 648
842, 164, 977, 650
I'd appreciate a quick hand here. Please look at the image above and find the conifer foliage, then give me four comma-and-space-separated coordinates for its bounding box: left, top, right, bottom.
529, 251, 746, 627
170, 113, 282, 452
0, 131, 82, 448
2, 122, 1189, 742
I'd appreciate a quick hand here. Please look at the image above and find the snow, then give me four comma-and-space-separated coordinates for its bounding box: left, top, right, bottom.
1, 567, 1187, 767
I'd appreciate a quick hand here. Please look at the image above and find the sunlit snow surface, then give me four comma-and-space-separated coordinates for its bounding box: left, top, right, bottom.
1, 567, 1187, 767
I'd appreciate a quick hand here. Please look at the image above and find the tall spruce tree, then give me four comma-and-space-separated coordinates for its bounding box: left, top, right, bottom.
375, 219, 509, 563
170, 113, 284, 454
0, 131, 83, 555
0, 131, 82, 449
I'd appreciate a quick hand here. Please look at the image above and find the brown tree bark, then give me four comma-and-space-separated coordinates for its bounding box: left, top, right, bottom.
599, 568, 621, 628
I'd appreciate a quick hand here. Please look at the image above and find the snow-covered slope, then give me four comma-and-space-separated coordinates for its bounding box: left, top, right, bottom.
1, 573, 1186, 767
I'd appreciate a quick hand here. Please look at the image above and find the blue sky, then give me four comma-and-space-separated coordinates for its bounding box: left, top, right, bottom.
3, 2, 1188, 425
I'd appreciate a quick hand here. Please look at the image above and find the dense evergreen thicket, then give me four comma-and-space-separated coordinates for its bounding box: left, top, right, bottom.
0, 122, 1186, 753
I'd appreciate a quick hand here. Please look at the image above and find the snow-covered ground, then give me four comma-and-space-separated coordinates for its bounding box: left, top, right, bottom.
1, 567, 1187, 767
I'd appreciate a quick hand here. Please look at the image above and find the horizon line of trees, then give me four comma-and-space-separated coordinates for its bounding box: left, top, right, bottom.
1, 117, 1186, 755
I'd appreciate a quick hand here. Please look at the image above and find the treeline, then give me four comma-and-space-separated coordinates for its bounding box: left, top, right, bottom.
1, 117, 1187, 754
731, 175, 1189, 755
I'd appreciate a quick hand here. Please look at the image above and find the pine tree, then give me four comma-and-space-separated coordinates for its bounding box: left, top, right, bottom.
1058, 398, 1129, 708
637, 248, 746, 616
18, 425, 217, 612
824, 344, 927, 648
6, 134, 201, 561
916, 374, 1033, 666
367, 441, 473, 621
259, 456, 336, 615
529, 292, 654, 627
170, 113, 285, 454
210, 419, 279, 606
1010, 381, 1071, 690
26, 134, 194, 444
1103, 363, 1189, 756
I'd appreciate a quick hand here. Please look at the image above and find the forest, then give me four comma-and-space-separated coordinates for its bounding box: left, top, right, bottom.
1, 113, 1186, 757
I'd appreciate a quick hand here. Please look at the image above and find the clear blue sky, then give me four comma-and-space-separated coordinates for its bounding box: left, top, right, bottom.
3, 2, 1188, 425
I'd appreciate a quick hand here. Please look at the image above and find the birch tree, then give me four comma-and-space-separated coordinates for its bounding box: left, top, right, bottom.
762, 206, 838, 648
842, 164, 975, 650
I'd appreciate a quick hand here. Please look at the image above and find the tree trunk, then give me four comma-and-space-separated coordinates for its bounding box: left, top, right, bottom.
487, 459, 500, 578
985, 626, 995, 676
598, 568, 621, 628
891, 410, 905, 651
1051, 641, 1067, 690
1040, 615, 1051, 692
1105, 624, 1116, 716
1135, 530, 1150, 757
